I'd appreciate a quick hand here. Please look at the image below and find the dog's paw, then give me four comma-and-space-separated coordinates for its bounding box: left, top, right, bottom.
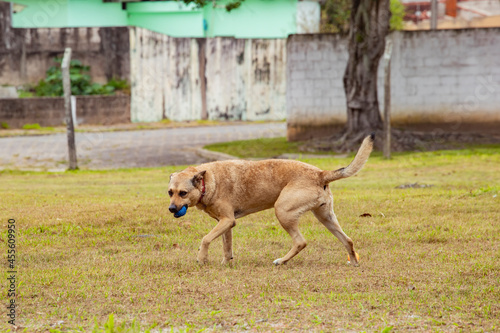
347, 261, 360, 267
221, 257, 233, 266
197, 257, 208, 265
347, 252, 360, 267
273, 258, 284, 266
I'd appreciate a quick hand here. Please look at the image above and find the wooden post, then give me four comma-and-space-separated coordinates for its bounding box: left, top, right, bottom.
62, 48, 78, 170
383, 38, 393, 159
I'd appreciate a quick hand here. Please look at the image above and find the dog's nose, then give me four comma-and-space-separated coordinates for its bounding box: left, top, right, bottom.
169, 204, 178, 213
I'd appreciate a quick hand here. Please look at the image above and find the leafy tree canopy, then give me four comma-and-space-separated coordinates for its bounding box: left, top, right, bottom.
182, 0, 243, 11
321, 0, 405, 33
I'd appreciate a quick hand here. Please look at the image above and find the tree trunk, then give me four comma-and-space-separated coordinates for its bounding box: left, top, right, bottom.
343, 0, 390, 136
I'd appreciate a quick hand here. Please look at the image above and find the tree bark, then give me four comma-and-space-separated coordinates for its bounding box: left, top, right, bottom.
343, 0, 390, 136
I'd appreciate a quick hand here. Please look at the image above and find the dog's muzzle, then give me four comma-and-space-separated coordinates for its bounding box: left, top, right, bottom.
169, 204, 188, 218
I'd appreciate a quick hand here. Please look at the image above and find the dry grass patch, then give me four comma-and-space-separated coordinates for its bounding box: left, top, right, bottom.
1, 146, 499, 332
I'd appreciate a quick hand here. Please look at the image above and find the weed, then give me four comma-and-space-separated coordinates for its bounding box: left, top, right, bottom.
22, 123, 41, 130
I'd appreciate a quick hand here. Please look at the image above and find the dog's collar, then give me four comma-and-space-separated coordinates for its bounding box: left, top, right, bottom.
197, 178, 205, 204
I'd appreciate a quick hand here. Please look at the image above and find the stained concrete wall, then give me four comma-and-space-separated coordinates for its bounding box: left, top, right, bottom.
130, 27, 286, 122
287, 29, 500, 140
0, 96, 130, 128
0, 3, 129, 86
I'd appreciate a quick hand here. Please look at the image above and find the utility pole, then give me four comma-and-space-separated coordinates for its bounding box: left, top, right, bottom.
62, 48, 78, 170
431, 0, 438, 30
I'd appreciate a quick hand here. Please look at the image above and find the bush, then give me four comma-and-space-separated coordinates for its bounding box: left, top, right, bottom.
22, 123, 41, 130
33, 58, 129, 97
390, 0, 406, 31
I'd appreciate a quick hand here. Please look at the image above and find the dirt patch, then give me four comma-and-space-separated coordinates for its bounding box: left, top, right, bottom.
299, 129, 500, 153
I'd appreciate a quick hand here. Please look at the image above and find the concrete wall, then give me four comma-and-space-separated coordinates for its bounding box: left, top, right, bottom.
0, 96, 130, 128
8, 0, 300, 39
130, 27, 286, 122
287, 28, 500, 140
0, 3, 129, 86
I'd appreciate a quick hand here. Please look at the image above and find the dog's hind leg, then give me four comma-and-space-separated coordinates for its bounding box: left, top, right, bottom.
272, 217, 306, 266
273, 187, 317, 265
221, 228, 233, 265
198, 216, 235, 265
312, 203, 359, 266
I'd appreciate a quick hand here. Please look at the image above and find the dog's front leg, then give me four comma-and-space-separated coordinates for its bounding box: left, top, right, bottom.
197, 217, 235, 265
221, 228, 233, 265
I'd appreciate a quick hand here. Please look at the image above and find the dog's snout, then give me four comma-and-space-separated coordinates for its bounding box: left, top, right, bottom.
169, 204, 178, 213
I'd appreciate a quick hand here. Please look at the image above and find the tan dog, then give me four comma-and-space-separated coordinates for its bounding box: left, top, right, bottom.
168, 134, 374, 266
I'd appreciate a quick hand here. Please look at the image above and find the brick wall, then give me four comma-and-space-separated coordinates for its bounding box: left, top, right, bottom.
0, 96, 130, 128
287, 29, 500, 140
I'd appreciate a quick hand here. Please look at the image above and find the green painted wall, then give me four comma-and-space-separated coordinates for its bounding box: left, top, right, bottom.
68, 0, 127, 27
10, 0, 69, 28
127, 2, 204, 37
204, 0, 297, 38
11, 0, 127, 28
7, 0, 298, 38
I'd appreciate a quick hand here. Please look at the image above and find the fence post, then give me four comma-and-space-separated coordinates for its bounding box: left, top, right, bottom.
62, 47, 78, 170
383, 37, 393, 159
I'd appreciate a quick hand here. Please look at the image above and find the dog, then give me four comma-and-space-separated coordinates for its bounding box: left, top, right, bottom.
168, 134, 374, 266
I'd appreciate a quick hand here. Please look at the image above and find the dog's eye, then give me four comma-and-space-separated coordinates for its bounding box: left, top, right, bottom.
168, 190, 173, 197
179, 191, 187, 197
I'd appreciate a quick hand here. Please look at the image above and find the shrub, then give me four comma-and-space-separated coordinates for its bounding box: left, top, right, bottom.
33, 58, 129, 97
22, 123, 41, 130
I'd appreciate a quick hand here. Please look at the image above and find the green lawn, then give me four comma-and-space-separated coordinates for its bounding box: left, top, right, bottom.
1, 145, 499, 332
204, 137, 307, 159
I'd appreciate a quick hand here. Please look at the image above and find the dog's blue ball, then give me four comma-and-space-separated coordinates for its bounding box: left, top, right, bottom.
174, 205, 187, 218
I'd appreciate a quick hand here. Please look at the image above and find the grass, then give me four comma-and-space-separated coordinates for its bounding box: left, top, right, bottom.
21, 123, 55, 131
1, 146, 499, 332
205, 137, 322, 159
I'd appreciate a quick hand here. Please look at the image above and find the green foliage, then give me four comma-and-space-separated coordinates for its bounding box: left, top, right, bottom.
0, 122, 9, 129
390, 0, 405, 31
321, 0, 406, 33
105, 78, 130, 91
33, 58, 128, 97
182, 0, 242, 11
22, 123, 41, 130
322, 0, 351, 34
18, 90, 34, 98
21, 123, 55, 131
224, 1, 242, 11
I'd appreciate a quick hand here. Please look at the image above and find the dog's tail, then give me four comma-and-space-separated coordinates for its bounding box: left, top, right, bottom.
321, 133, 374, 183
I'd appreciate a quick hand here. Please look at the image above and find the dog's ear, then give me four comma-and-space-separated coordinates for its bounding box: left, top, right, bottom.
169, 172, 178, 181
191, 170, 206, 186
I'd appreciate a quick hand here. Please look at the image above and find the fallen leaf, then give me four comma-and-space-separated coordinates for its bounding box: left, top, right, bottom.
172, 243, 180, 249
360, 213, 372, 217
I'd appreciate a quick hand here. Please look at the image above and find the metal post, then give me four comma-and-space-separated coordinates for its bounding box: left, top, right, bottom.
62, 48, 78, 170
383, 38, 393, 159
431, 0, 438, 30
